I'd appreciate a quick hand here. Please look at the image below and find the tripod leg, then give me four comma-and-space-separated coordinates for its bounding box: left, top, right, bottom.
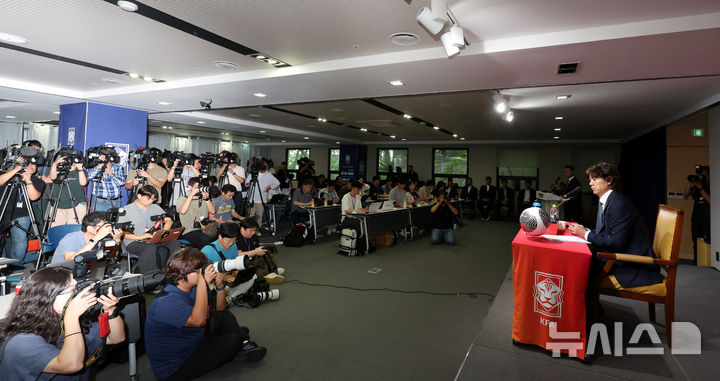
64, 180, 81, 224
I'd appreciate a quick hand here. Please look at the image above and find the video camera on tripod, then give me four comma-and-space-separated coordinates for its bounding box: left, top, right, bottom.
167, 151, 198, 178
129, 147, 162, 172
0, 144, 46, 172
249, 156, 268, 175
85, 145, 120, 168
199, 152, 218, 179
52, 147, 84, 178
218, 151, 238, 165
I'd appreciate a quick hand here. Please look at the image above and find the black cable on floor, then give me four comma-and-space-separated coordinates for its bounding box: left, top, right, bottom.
283, 279, 495, 299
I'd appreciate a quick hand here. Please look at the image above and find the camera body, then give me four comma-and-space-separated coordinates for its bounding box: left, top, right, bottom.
85, 146, 120, 168
219, 151, 238, 165
54, 147, 84, 177
688, 165, 709, 184
249, 156, 268, 174
129, 147, 161, 172
0, 145, 46, 171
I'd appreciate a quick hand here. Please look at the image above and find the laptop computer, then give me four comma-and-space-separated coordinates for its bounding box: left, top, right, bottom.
368, 201, 384, 213
144, 227, 185, 244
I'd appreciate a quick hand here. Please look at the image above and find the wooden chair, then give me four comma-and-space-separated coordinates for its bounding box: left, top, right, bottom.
594, 204, 683, 347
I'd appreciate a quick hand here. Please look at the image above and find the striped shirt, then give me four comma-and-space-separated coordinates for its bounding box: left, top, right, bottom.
86, 164, 127, 199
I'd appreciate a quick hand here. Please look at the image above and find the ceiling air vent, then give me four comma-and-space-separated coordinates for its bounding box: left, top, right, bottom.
557, 62, 579, 74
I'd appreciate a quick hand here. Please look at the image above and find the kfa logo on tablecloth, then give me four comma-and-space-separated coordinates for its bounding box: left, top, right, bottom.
533, 271, 564, 318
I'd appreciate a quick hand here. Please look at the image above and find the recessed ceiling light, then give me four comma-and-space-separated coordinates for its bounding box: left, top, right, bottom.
281, 140, 286, 143
168, 127, 173, 130
433, 126, 440, 130
556, 95, 571, 100
253, 93, 267, 98
390, 135, 396, 138
127, 73, 139, 79
265, 138, 271, 141
360, 128, 368, 132
101, 77, 123, 84
460, 137, 466, 140
117, 1, 139, 12
248, 114, 261, 118
5, 115, 16, 119
267, 59, 278, 65
389, 32, 420, 46
452, 133, 458, 138
505, 111, 514, 122
142, 76, 153, 82
0, 32, 28, 44
554, 128, 562, 131
494, 102, 507, 113
197, 121, 205, 124
53, 111, 60, 114
162, 125, 168, 129
554, 136, 560, 139
259, 130, 266, 133
335, 141, 341, 144
555, 116, 564, 120
403, 114, 412, 119
213, 60, 240, 70
158, 101, 171, 105
401, 138, 407, 141
243, 140, 249, 143
303, 136, 310, 139
388, 80, 404, 86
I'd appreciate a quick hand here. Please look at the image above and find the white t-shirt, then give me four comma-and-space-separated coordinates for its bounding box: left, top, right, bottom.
225, 165, 246, 191
341, 192, 361, 215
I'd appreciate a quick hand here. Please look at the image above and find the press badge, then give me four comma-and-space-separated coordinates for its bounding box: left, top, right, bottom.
16, 202, 23, 208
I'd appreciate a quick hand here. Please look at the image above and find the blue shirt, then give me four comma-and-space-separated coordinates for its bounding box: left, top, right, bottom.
0, 323, 103, 381
51, 230, 90, 263
145, 284, 205, 380
212, 196, 235, 221
201, 240, 238, 262
85, 163, 126, 199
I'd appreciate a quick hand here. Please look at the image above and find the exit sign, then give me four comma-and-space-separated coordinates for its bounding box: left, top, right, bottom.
692, 128, 705, 137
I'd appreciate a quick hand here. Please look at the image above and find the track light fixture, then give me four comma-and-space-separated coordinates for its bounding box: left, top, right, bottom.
417, 0, 448, 35
505, 111, 514, 122
441, 25, 464, 57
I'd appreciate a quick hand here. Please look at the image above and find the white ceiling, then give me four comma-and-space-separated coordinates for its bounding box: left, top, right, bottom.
1, 0, 719, 145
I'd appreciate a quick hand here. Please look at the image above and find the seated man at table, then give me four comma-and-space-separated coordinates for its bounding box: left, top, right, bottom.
388, 176, 408, 207
430, 193, 459, 245
368, 176, 387, 199
209, 184, 244, 224
318, 182, 340, 204
341, 182, 364, 216
291, 179, 314, 224
417, 180, 435, 203
568, 162, 662, 289
460, 177, 478, 219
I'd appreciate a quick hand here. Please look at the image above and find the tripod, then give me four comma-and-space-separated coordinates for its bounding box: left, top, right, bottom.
42, 173, 81, 236
243, 171, 266, 224
168, 173, 187, 208
0, 176, 43, 269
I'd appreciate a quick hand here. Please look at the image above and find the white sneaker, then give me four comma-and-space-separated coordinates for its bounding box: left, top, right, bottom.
276, 267, 285, 275
264, 272, 284, 284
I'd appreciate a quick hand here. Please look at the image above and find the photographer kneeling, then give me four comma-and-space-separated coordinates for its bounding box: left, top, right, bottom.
145, 248, 266, 381
117, 185, 181, 273
177, 177, 216, 248
50, 212, 123, 265
0, 267, 125, 380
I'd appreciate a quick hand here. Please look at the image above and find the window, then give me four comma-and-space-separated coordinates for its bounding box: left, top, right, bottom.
432, 148, 469, 187
328, 148, 340, 179
286, 148, 311, 174
377, 148, 408, 178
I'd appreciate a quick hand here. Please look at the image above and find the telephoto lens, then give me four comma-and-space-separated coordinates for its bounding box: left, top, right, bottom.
213, 256, 249, 273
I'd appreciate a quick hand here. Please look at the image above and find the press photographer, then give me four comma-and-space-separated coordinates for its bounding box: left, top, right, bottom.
125, 148, 167, 204
0, 145, 47, 262
215, 151, 245, 215
685, 165, 711, 260
295, 157, 315, 184
50, 211, 124, 265
85, 146, 126, 212
46, 148, 87, 228
145, 248, 266, 381
0, 267, 125, 380
166, 152, 201, 206
177, 177, 217, 249
244, 157, 280, 225
117, 185, 181, 273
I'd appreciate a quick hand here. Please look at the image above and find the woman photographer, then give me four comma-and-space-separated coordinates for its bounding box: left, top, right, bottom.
0, 267, 125, 380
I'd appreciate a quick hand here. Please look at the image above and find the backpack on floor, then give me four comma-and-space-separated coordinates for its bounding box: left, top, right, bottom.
283, 223, 308, 247
338, 226, 367, 256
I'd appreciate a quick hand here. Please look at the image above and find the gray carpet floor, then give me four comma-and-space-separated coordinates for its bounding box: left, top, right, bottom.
96, 219, 518, 380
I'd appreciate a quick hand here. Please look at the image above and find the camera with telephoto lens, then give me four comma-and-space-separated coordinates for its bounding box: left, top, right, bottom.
129, 147, 161, 172
199, 152, 218, 179
0, 144, 46, 172
72, 269, 165, 318
53, 147, 84, 178
218, 151, 238, 165
85, 146, 120, 168
687, 165, 708, 184
193, 216, 210, 229
233, 279, 279, 308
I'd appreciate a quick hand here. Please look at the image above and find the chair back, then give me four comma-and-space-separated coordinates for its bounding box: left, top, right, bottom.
47, 224, 82, 247
652, 205, 683, 264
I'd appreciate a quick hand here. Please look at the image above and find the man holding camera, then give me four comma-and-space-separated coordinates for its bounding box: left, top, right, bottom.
245, 160, 280, 226
431, 192, 459, 245
167, 156, 201, 206
0, 158, 46, 262
216, 153, 245, 215
145, 248, 266, 381
125, 150, 168, 204
50, 211, 123, 264
209, 184, 244, 224
177, 177, 216, 248
48, 154, 88, 227
296, 157, 315, 185
117, 185, 181, 273
85, 154, 127, 212
685, 165, 711, 261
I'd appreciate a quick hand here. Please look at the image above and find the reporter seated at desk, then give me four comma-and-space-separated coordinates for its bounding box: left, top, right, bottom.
388, 176, 408, 207
417, 180, 435, 203
177, 177, 216, 248
318, 182, 340, 204
431, 193, 459, 245
368, 176, 388, 199
0, 158, 46, 262
568, 162, 662, 288
50, 212, 123, 265
290, 179, 314, 224
117, 185, 181, 273
145, 249, 266, 381
0, 267, 125, 381
405, 180, 419, 206
341, 182, 364, 216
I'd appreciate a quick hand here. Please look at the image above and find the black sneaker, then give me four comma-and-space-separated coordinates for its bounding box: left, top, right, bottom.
236, 340, 267, 362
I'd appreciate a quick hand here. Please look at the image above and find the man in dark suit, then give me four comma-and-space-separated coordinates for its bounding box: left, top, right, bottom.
568, 162, 662, 288
517, 179, 536, 210
494, 178, 514, 219
460, 177, 478, 219
478, 176, 496, 220
563, 165, 583, 223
